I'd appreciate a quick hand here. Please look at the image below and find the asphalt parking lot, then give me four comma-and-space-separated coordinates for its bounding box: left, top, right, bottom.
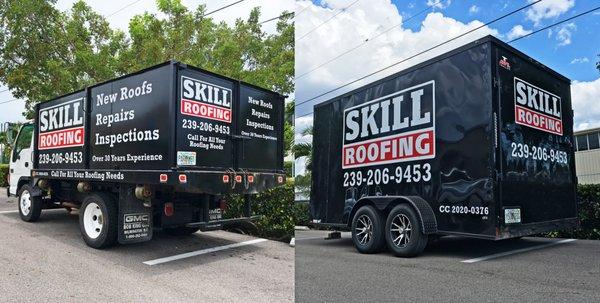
295, 230, 600, 303
0, 190, 293, 302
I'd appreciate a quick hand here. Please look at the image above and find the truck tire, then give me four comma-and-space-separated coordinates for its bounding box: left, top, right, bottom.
351, 205, 384, 254
79, 193, 118, 249
18, 184, 42, 222
164, 226, 200, 236
385, 204, 428, 257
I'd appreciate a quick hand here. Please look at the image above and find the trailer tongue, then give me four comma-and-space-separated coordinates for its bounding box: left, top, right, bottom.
9, 61, 285, 248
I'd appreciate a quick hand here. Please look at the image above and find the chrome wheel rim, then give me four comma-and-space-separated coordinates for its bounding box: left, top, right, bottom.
355, 214, 373, 246
83, 202, 104, 239
20, 190, 31, 216
390, 214, 412, 248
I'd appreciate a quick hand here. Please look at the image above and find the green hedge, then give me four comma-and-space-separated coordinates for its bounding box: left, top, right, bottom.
545, 184, 600, 240
0, 164, 8, 187
224, 180, 298, 242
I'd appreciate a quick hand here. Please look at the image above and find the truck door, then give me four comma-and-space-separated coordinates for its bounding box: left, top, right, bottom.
176, 68, 235, 169
495, 46, 576, 225
236, 85, 284, 172
9, 123, 33, 195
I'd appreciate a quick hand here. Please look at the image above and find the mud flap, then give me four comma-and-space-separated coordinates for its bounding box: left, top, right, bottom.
118, 186, 153, 244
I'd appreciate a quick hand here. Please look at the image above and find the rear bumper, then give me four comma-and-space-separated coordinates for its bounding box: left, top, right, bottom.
32, 169, 286, 194
186, 215, 262, 231
496, 217, 578, 239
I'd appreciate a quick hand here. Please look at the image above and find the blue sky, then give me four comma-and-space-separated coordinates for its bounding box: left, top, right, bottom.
392, 0, 600, 81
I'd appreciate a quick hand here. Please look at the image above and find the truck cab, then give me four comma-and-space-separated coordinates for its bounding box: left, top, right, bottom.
8, 122, 34, 197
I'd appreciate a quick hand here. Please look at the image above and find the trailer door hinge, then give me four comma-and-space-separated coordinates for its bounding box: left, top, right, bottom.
493, 77, 499, 88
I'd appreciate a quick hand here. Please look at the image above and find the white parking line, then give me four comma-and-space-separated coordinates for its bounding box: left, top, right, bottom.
0, 210, 19, 214
143, 238, 268, 266
462, 238, 576, 263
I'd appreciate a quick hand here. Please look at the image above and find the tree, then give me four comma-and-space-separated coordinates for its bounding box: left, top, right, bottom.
0, 0, 294, 118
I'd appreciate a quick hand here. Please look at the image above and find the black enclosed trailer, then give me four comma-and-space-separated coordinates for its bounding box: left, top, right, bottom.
310, 35, 577, 257
16, 61, 285, 248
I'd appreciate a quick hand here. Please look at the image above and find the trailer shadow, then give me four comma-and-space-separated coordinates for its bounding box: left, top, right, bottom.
3, 208, 268, 273
297, 231, 564, 261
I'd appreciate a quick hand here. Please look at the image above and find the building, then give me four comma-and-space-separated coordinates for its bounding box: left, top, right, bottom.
574, 127, 600, 184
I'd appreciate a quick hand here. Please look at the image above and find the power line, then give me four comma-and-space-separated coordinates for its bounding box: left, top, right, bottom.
295, 2, 599, 120
296, 0, 360, 41
507, 5, 600, 43
295, 0, 441, 80
106, 0, 143, 18
294, 0, 542, 110
174, 0, 248, 57
259, 12, 294, 24
204, 0, 246, 16
0, 98, 20, 105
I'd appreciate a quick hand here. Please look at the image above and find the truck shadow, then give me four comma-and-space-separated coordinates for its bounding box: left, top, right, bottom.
4, 209, 268, 273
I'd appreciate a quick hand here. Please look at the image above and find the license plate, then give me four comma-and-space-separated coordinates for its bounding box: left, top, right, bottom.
504, 208, 521, 224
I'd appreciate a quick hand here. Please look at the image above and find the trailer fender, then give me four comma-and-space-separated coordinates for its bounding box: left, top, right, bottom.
348, 196, 437, 234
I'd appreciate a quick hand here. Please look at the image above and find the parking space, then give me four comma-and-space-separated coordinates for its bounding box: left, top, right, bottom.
295, 230, 600, 303
0, 191, 293, 303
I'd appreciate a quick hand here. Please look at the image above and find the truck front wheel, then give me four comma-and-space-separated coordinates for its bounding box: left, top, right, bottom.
79, 193, 118, 249
18, 185, 42, 222
385, 204, 428, 257
351, 205, 384, 254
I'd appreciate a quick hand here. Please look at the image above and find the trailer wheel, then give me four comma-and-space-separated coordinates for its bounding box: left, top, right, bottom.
164, 226, 200, 236
385, 204, 428, 257
79, 193, 118, 249
351, 205, 384, 254
18, 185, 42, 222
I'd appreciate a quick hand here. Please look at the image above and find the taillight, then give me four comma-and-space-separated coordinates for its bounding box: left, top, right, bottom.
235, 175, 242, 183
164, 202, 174, 217
248, 175, 254, 183
178, 174, 187, 183
222, 175, 230, 183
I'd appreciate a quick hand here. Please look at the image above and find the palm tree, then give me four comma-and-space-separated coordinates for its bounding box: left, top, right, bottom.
294, 126, 313, 197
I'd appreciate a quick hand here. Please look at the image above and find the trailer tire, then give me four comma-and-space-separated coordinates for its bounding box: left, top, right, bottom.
351, 205, 385, 254
164, 226, 200, 236
18, 185, 42, 222
385, 204, 428, 257
79, 193, 118, 249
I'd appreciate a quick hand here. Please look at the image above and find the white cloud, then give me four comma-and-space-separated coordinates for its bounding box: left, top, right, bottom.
295, 0, 499, 115
294, 0, 501, 174
525, 0, 575, 26
570, 57, 589, 64
556, 22, 576, 46
426, 0, 451, 9
469, 5, 479, 14
506, 25, 533, 40
572, 78, 600, 131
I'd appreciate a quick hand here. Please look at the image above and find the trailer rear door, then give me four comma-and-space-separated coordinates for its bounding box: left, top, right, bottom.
495, 45, 577, 225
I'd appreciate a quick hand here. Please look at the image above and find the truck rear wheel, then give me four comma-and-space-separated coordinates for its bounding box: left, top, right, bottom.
79, 193, 118, 249
351, 205, 384, 254
385, 204, 428, 257
18, 185, 42, 222
164, 226, 200, 236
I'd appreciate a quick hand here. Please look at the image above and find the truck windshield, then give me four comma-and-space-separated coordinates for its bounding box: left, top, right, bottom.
12, 124, 33, 162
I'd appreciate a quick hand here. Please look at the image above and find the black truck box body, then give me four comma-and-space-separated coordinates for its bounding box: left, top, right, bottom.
33, 61, 285, 194
310, 36, 577, 239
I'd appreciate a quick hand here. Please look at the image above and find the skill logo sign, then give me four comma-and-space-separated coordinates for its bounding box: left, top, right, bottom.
514, 77, 563, 135
180, 76, 233, 123
342, 81, 436, 169
38, 98, 85, 150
